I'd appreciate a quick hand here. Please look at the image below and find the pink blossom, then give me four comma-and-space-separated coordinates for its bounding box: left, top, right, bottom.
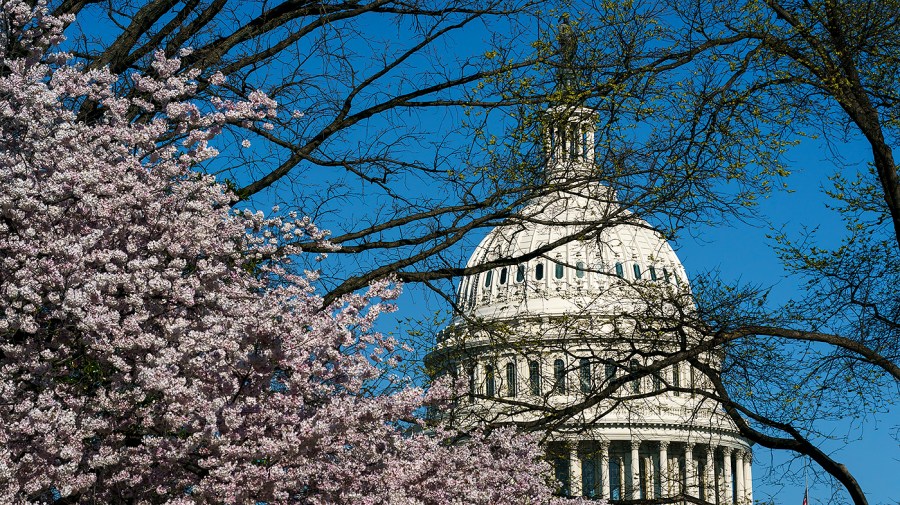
0, 2, 577, 504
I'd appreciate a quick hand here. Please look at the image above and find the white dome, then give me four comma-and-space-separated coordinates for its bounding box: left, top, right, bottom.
456, 181, 689, 321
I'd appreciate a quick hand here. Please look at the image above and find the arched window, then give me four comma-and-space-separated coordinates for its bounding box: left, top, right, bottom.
516, 265, 525, 283
576, 261, 585, 278
579, 358, 591, 393
633, 264, 642, 279
653, 366, 662, 392
615, 262, 624, 278
604, 361, 617, 383
484, 270, 492, 288
553, 359, 566, 394
506, 362, 517, 397
555, 262, 565, 279
499, 267, 507, 285
649, 265, 658, 281
468, 367, 476, 403
535, 263, 545, 280
528, 360, 541, 395
485, 365, 495, 397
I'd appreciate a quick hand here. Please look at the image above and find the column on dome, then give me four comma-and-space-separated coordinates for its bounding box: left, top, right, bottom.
716, 450, 725, 505
683, 443, 696, 497
658, 441, 669, 498
643, 455, 654, 499
570, 443, 583, 497
722, 447, 733, 505
744, 451, 753, 503
703, 445, 716, 502
574, 123, 582, 158
630, 440, 640, 500
670, 450, 682, 498
600, 440, 611, 499
587, 126, 594, 162
735, 450, 746, 504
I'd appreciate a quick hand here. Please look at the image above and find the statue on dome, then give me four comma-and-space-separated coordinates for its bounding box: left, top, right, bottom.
556, 15, 579, 94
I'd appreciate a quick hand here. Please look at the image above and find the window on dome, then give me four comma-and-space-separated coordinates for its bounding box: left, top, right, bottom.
579, 358, 591, 393
630, 359, 640, 394
484, 270, 492, 288
576, 261, 585, 278
569, 127, 577, 158
535, 263, 545, 280
528, 360, 541, 395
553, 359, 566, 394
516, 265, 525, 283
485, 365, 495, 397
499, 267, 507, 285
604, 361, 617, 383
663, 268, 671, 283
506, 362, 517, 397
689, 365, 695, 397
633, 264, 642, 279
559, 129, 567, 160
555, 262, 565, 279
649, 265, 658, 281
615, 262, 624, 278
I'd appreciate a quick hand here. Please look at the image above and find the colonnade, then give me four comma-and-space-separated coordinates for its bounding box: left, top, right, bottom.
560, 439, 753, 503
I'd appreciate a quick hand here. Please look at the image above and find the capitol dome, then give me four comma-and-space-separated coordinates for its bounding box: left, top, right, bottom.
427, 102, 753, 503
456, 181, 690, 322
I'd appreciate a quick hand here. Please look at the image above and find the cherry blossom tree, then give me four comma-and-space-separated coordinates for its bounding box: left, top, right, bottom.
0, 3, 577, 503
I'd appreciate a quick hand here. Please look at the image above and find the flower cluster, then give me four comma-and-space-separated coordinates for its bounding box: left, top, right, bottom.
0, 2, 572, 503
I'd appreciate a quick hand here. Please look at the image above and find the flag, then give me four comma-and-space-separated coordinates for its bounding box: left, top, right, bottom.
802, 488, 808, 505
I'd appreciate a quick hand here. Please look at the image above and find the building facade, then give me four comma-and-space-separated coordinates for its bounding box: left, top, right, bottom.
426, 106, 754, 503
